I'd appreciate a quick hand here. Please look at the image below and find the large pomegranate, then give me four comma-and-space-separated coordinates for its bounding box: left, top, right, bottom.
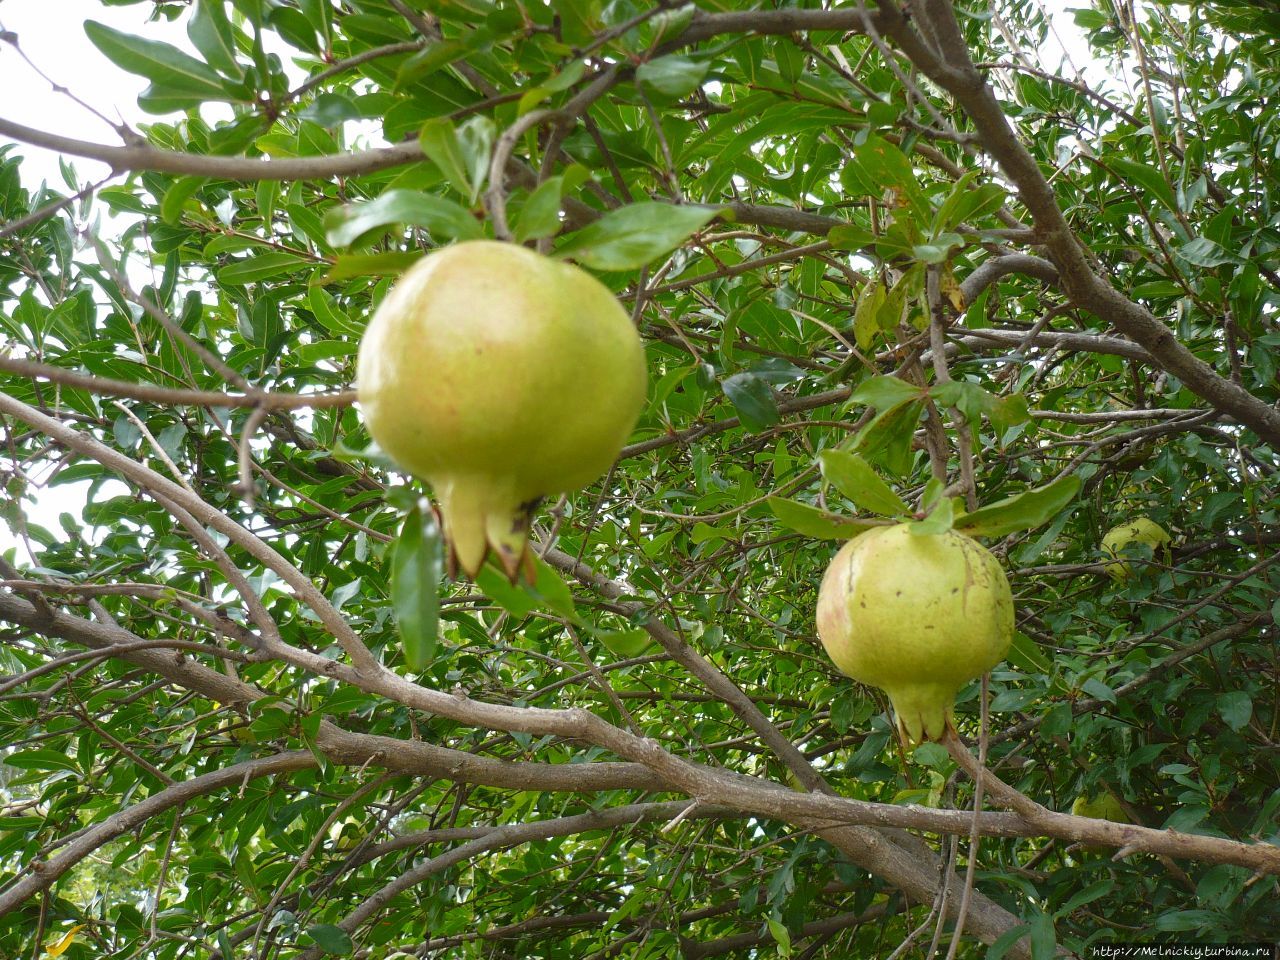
357, 240, 647, 580
816, 524, 1014, 744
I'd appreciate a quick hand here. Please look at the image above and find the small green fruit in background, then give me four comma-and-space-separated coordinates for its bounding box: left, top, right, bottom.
1100, 517, 1171, 581
357, 241, 647, 581
1071, 791, 1128, 823
816, 524, 1015, 745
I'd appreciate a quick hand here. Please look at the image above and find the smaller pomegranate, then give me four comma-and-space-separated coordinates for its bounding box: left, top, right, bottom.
816, 524, 1014, 744
1100, 517, 1171, 581
357, 241, 647, 580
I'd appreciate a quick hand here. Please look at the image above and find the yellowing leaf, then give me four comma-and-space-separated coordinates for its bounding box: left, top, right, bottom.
939, 265, 965, 311
46, 925, 85, 957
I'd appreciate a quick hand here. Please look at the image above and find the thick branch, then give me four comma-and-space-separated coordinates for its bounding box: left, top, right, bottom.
880, 2, 1280, 444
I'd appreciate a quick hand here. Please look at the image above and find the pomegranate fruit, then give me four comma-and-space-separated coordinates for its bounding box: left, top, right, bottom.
816, 524, 1014, 744
1100, 516, 1171, 581
357, 240, 647, 580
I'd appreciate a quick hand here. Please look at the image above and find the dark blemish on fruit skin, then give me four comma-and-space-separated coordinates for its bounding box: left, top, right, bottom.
896, 590, 902, 597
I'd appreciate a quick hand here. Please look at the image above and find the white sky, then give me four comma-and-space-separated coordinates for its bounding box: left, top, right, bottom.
0, 0, 188, 186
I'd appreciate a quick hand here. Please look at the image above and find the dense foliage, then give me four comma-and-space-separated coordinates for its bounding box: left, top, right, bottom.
0, 2, 1277, 958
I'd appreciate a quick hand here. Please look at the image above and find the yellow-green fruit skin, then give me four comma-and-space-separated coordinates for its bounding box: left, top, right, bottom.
357, 241, 647, 577
1071, 792, 1128, 822
1100, 517, 1171, 581
816, 524, 1014, 745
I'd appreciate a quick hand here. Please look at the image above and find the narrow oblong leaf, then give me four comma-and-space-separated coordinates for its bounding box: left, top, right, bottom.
827, 223, 875, 251
217, 251, 310, 285
852, 281, 886, 351
390, 500, 442, 671
819, 450, 909, 517
553, 202, 720, 271
323, 189, 482, 247
935, 173, 1007, 234
513, 175, 567, 243
418, 116, 493, 204
767, 496, 879, 540
953, 475, 1082, 538
1109, 157, 1177, 214
85, 21, 230, 99
319, 252, 421, 283
188, 0, 242, 80
847, 375, 923, 412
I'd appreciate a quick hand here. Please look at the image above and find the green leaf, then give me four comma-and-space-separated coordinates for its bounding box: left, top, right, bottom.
513, 177, 567, 243
85, 21, 231, 102
912, 233, 963, 263
217, 252, 310, 285
853, 281, 886, 351
396, 38, 468, 88
848, 375, 923, 412
819, 450, 909, 517
953, 475, 1081, 538
530, 556, 577, 620
722, 372, 780, 432
474, 565, 538, 618
1, 749, 81, 775
513, 167, 592, 243
1179, 237, 1240, 268
827, 223, 875, 251
1055, 878, 1115, 918
934, 172, 1007, 234
1006, 631, 1053, 674
839, 135, 924, 214
419, 116, 494, 204
1216, 691, 1252, 732
160, 176, 208, 225
390, 501, 442, 671
320, 252, 422, 283
909, 496, 954, 535
636, 54, 710, 98
930, 380, 999, 426
305, 924, 353, 956
766, 918, 791, 958
1109, 157, 1177, 214
990, 394, 1031, 432
554, 202, 720, 271
301, 93, 364, 127
518, 60, 587, 113
987, 925, 1032, 960
324, 189, 483, 246
188, 0, 242, 80
767, 497, 879, 540
1028, 911, 1057, 960
854, 400, 924, 477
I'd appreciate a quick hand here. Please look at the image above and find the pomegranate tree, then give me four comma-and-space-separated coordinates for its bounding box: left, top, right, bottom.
357, 241, 647, 580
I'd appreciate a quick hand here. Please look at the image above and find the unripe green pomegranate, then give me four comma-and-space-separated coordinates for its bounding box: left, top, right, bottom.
816, 524, 1014, 744
1071, 790, 1128, 822
357, 241, 647, 580
1100, 516, 1171, 581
